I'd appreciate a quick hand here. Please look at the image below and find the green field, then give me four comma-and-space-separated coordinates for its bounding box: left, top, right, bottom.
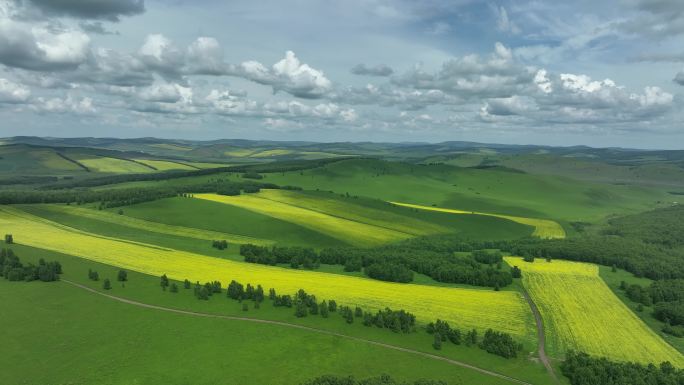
206, 159, 671, 223
4, 137, 684, 384
0, 241, 556, 385
110, 197, 349, 248
389, 202, 563, 239
506, 257, 684, 365
0, 207, 537, 341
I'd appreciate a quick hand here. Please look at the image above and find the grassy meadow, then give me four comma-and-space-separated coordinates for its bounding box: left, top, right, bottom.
0, 241, 557, 385
0, 207, 537, 340
389, 202, 564, 239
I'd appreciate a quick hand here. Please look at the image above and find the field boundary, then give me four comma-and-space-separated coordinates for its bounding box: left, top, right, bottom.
62, 279, 534, 385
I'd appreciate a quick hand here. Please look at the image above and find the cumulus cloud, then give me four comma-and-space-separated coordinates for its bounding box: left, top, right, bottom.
350, 63, 394, 77
0, 17, 90, 71
137, 34, 184, 78
392, 42, 534, 99
32, 94, 95, 114
186, 37, 227, 76
481, 72, 674, 124
331, 83, 458, 110
0, 78, 30, 103
73, 48, 152, 87
236, 51, 332, 98
24, 0, 145, 21
138, 82, 185, 103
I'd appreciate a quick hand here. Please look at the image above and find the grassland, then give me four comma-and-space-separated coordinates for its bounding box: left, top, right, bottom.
134, 159, 198, 171
115, 197, 348, 248
241, 159, 668, 222
75, 156, 153, 173
0, 241, 556, 385
249, 189, 450, 236
0, 206, 536, 340
505, 257, 684, 365
391, 202, 565, 239
194, 192, 415, 247
0, 281, 521, 385
21, 204, 272, 245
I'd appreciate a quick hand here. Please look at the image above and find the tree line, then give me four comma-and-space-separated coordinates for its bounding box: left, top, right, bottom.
561, 350, 683, 385
0, 179, 295, 207
426, 319, 522, 359
0, 248, 62, 282
239, 244, 513, 288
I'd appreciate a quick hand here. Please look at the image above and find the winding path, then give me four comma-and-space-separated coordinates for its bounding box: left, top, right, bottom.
520, 288, 560, 385
63, 279, 534, 385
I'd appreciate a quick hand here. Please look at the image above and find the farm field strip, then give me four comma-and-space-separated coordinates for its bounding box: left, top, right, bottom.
74, 156, 153, 173
504, 257, 684, 366
252, 189, 450, 236
133, 159, 198, 171
0, 206, 535, 339
389, 202, 566, 239
23, 204, 272, 246
193, 193, 414, 246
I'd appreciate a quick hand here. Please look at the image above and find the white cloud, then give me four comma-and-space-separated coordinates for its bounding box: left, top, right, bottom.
236, 51, 332, 98
0, 78, 30, 103
139, 82, 183, 103
33, 95, 95, 114
0, 17, 90, 71
137, 34, 183, 77
186, 37, 227, 75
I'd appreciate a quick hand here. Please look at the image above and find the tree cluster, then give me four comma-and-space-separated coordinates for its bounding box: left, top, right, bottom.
561, 350, 683, 385
361, 308, 416, 333
239, 242, 513, 288
240, 244, 320, 270
426, 319, 520, 358
212, 240, 229, 250
1, 249, 62, 282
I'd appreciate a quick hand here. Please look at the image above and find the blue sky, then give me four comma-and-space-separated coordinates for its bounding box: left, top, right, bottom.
0, 0, 683, 148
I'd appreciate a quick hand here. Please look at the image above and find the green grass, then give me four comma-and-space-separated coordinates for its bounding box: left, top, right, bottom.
15, 204, 250, 261
599, 266, 684, 354
235, 159, 669, 223
22, 204, 272, 245
75, 156, 153, 173
194, 192, 415, 247
107, 197, 348, 248
0, 241, 555, 385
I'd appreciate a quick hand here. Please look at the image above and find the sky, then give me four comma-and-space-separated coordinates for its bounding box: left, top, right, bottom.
0, 0, 683, 148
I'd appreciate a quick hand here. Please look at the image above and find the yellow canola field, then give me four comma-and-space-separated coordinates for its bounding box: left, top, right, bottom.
31, 205, 272, 246
252, 189, 449, 237
0, 207, 535, 340
505, 257, 684, 366
194, 193, 413, 247
389, 202, 566, 239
